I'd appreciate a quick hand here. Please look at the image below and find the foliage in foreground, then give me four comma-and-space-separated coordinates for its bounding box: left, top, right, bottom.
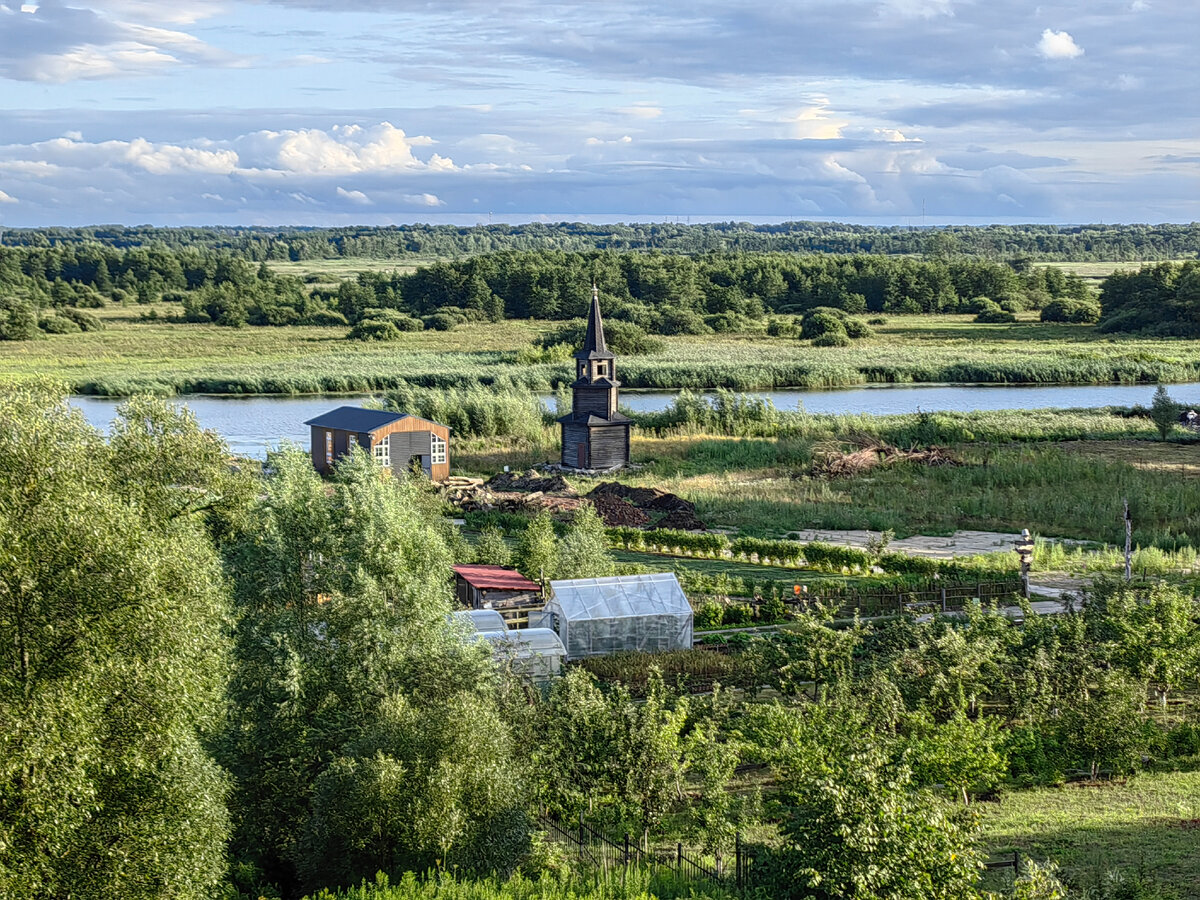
0, 386, 244, 900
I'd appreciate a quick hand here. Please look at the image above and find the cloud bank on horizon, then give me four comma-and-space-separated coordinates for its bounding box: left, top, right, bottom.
0, 0, 1195, 226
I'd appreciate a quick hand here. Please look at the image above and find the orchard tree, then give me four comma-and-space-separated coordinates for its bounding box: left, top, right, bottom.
752, 702, 984, 900
0, 384, 234, 900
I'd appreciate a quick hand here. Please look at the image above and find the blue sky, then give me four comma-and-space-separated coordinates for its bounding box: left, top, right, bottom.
0, 0, 1196, 226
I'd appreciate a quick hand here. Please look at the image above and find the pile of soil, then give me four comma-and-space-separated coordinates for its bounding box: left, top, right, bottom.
586, 482, 705, 531
486, 469, 574, 494
815, 441, 960, 479
589, 492, 651, 528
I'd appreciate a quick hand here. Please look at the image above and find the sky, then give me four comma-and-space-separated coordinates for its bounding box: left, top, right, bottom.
0, 0, 1196, 227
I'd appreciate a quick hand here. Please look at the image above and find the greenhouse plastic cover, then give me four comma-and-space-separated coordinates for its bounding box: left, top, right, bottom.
542, 572, 693, 659
450, 609, 509, 633
480, 628, 566, 679
480, 628, 566, 657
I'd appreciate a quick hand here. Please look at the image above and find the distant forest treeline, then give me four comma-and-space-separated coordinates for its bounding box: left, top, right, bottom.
3, 221, 1200, 261
1, 237, 1198, 341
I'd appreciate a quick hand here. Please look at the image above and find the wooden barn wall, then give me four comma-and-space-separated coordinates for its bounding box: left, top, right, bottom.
587, 424, 630, 469
574, 386, 614, 418
561, 424, 587, 467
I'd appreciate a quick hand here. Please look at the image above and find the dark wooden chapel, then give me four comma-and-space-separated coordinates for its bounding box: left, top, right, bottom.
557, 286, 632, 470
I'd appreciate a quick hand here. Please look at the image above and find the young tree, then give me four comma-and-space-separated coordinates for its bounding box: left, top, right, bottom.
905, 710, 1007, 805
474, 525, 512, 568
0, 384, 233, 900
1150, 384, 1179, 440
515, 510, 557, 585
555, 504, 615, 581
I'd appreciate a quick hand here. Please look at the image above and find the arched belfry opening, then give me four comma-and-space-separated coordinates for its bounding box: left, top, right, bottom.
557, 285, 631, 471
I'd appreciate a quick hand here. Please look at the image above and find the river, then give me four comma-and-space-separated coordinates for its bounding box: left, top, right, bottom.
70, 382, 1200, 459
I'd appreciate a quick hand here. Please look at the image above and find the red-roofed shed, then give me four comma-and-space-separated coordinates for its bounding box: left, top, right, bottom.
454, 564, 542, 609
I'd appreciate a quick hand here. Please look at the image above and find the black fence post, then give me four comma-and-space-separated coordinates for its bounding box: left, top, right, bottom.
736, 833, 743, 889
677, 842, 683, 874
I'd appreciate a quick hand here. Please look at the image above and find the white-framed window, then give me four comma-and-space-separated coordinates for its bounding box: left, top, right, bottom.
430, 434, 447, 465
324, 431, 333, 466
373, 435, 390, 468
347, 434, 357, 452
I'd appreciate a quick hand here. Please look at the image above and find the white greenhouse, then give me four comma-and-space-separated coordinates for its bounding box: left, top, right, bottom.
481, 628, 567, 681
536, 572, 694, 659
450, 608, 509, 634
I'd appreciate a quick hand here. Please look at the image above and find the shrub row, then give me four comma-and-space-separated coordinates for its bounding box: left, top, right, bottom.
609, 529, 1008, 581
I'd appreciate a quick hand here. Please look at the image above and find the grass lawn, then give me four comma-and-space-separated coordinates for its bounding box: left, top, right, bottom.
979, 770, 1200, 894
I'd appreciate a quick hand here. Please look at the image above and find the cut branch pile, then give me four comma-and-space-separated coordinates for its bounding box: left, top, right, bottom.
814, 439, 960, 479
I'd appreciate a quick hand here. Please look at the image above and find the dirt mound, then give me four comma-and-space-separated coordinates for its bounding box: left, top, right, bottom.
816, 441, 960, 479
590, 492, 651, 528
486, 469, 573, 494
586, 482, 705, 531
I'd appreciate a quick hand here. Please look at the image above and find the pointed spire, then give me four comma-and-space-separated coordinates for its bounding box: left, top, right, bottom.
582, 283, 609, 356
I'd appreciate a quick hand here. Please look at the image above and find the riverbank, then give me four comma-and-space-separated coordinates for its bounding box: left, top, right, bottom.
9, 306, 1200, 397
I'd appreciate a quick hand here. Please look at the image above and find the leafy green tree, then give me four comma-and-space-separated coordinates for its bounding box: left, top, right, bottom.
515, 510, 557, 585
1150, 384, 1179, 440
757, 703, 984, 900
474, 525, 512, 568
1059, 671, 1151, 779
0, 384, 232, 900
222, 449, 521, 894
555, 504, 615, 581
905, 710, 1007, 805
1084, 579, 1198, 706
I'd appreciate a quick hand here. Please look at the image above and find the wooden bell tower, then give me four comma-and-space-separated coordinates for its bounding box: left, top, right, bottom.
557, 286, 631, 470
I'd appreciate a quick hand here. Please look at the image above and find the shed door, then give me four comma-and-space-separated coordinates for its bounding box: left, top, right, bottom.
576, 442, 587, 468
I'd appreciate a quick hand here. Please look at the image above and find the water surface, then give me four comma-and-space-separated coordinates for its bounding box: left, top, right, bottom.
70, 381, 1200, 459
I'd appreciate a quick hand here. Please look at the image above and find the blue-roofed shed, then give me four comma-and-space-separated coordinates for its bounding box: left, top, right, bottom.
304, 405, 450, 480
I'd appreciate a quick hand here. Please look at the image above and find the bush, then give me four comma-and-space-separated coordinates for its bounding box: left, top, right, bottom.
1041, 297, 1101, 324
304, 309, 350, 327
722, 602, 754, 626
694, 602, 724, 629
813, 331, 852, 347
654, 307, 711, 336
867, 316, 888, 325
843, 318, 873, 339
348, 320, 402, 341
539, 319, 664, 355
39, 315, 82, 335
61, 307, 103, 332
423, 312, 462, 331
974, 300, 1017, 324
800, 309, 848, 340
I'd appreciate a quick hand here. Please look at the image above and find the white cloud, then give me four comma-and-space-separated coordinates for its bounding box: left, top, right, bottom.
336, 186, 372, 204
0, 1, 236, 83
879, 0, 955, 19
402, 192, 444, 206
789, 101, 847, 140
234, 123, 454, 175
1037, 29, 1084, 60
615, 105, 663, 119
0, 189, 17, 203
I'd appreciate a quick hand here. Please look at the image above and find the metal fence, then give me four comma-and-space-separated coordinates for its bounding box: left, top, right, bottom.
539, 814, 753, 889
